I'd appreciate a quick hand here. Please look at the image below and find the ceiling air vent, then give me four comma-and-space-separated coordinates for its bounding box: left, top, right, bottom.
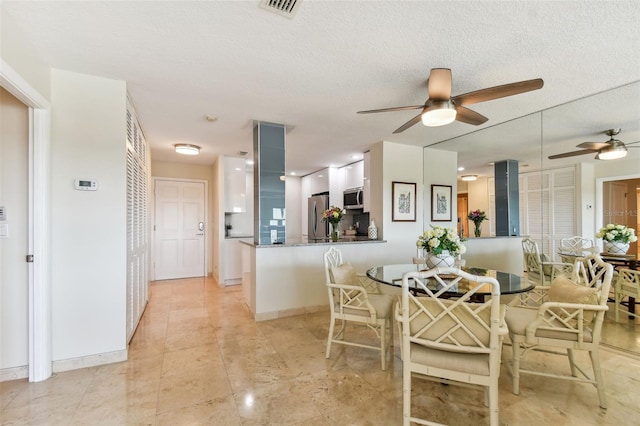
259, 0, 301, 19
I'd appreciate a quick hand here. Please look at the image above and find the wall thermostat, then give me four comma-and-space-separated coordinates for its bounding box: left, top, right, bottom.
74, 179, 97, 191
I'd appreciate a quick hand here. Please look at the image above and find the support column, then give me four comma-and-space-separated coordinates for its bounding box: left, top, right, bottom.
494, 160, 520, 236
253, 122, 286, 245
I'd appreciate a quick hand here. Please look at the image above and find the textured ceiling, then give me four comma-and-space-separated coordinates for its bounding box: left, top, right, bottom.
3, 1, 640, 177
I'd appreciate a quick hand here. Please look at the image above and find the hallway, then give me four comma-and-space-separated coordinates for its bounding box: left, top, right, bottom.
2, 276, 640, 424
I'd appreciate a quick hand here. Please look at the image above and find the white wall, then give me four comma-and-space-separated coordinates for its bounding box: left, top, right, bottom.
0, 88, 29, 370
423, 147, 458, 229
0, 12, 51, 100
50, 69, 127, 362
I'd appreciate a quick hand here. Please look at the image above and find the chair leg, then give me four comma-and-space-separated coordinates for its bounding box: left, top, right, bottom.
489, 380, 499, 426
380, 321, 387, 371
511, 335, 521, 395
567, 349, 578, 377
614, 293, 621, 323
325, 317, 335, 358
589, 349, 607, 409
402, 358, 411, 426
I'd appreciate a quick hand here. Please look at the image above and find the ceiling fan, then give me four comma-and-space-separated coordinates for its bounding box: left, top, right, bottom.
357, 68, 544, 133
548, 128, 640, 161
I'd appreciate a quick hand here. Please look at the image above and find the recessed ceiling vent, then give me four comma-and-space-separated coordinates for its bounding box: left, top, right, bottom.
259, 0, 301, 19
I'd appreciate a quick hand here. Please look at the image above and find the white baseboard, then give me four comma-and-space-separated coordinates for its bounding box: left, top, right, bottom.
52, 349, 127, 373
255, 304, 329, 322
0, 365, 28, 382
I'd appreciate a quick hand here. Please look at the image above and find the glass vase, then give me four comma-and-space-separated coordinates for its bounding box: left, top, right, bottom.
474, 223, 482, 238
331, 222, 340, 242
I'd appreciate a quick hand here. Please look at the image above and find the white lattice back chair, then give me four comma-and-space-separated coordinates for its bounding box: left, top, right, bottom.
505, 254, 613, 408
324, 246, 381, 295
323, 247, 393, 370
614, 268, 640, 322
514, 238, 574, 307
560, 236, 597, 253
398, 267, 506, 426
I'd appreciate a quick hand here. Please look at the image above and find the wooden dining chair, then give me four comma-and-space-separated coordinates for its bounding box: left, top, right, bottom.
323, 247, 394, 370
397, 267, 506, 426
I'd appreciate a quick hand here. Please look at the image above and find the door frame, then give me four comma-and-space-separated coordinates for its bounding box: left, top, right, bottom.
1, 59, 52, 382
150, 177, 208, 281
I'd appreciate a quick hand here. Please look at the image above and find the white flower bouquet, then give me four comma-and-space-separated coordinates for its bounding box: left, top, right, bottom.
595, 224, 637, 243
416, 226, 466, 256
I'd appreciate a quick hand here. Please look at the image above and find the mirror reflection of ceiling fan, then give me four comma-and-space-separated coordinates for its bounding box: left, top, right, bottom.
548, 128, 640, 160
357, 68, 544, 133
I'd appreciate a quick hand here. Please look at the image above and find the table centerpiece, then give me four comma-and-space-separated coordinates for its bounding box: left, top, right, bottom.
416, 226, 466, 268
595, 223, 637, 255
467, 209, 488, 238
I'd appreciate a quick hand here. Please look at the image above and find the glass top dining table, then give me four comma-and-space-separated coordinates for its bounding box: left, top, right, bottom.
366, 264, 534, 297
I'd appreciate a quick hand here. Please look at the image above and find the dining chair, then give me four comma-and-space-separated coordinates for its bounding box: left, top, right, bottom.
522, 238, 574, 286
560, 236, 597, 253
614, 268, 640, 322
323, 247, 394, 370
505, 253, 613, 408
397, 267, 506, 426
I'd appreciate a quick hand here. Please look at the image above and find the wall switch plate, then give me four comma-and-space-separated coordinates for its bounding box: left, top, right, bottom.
0, 223, 8, 239
270, 229, 277, 243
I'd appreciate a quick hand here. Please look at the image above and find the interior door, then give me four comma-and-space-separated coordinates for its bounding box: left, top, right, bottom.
154, 180, 206, 280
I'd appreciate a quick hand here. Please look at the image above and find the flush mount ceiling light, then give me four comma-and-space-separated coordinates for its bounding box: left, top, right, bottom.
461, 175, 478, 181
595, 142, 628, 160
174, 144, 200, 155
421, 100, 457, 127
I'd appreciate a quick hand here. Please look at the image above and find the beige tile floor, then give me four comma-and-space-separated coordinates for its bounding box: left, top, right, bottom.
2, 276, 640, 425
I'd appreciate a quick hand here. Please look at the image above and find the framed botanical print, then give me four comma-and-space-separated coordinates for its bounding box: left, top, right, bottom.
392, 181, 416, 222
431, 184, 452, 222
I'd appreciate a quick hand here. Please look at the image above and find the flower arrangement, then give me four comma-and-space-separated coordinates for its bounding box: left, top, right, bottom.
322, 206, 344, 224
595, 224, 638, 243
467, 209, 487, 225
416, 226, 466, 256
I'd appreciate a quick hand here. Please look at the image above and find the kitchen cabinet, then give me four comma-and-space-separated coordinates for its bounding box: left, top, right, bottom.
224, 156, 246, 213
363, 152, 371, 213
343, 160, 364, 190
308, 168, 329, 195
223, 238, 243, 284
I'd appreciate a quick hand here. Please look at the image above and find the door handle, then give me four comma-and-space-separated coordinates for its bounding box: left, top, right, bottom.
196, 233, 204, 236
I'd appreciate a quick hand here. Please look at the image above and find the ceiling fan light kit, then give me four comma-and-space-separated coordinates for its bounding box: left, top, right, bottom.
174, 144, 201, 155
595, 142, 627, 160
421, 100, 457, 127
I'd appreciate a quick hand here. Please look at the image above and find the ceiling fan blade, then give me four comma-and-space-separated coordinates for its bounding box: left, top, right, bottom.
427, 68, 452, 101
548, 149, 597, 160
393, 112, 424, 134
454, 106, 488, 125
452, 78, 544, 106
357, 105, 424, 114
577, 142, 610, 149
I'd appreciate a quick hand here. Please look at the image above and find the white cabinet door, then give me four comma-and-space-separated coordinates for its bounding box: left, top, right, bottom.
309, 168, 329, 195
224, 156, 247, 212
363, 153, 371, 213
223, 239, 242, 283
344, 160, 364, 189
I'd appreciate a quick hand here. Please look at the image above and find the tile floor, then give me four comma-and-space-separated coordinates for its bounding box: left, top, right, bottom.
2, 276, 640, 425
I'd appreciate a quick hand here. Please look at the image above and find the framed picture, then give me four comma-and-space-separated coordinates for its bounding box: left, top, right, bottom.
431, 184, 452, 222
392, 181, 417, 222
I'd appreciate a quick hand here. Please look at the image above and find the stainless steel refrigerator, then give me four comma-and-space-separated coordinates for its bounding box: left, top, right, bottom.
308, 193, 329, 241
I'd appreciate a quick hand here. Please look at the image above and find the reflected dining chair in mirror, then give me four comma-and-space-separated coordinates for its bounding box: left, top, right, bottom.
560, 236, 597, 253
397, 268, 506, 426
614, 268, 640, 322
522, 237, 574, 286
505, 254, 613, 408
323, 247, 394, 370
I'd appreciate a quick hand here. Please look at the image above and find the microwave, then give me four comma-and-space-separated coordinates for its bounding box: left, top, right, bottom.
344, 187, 364, 209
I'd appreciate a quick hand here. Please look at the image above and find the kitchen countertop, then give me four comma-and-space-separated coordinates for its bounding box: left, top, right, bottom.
225, 235, 253, 239
240, 237, 386, 248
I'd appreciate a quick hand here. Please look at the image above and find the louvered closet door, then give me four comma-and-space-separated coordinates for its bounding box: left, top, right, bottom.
126, 105, 149, 343
154, 180, 205, 280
